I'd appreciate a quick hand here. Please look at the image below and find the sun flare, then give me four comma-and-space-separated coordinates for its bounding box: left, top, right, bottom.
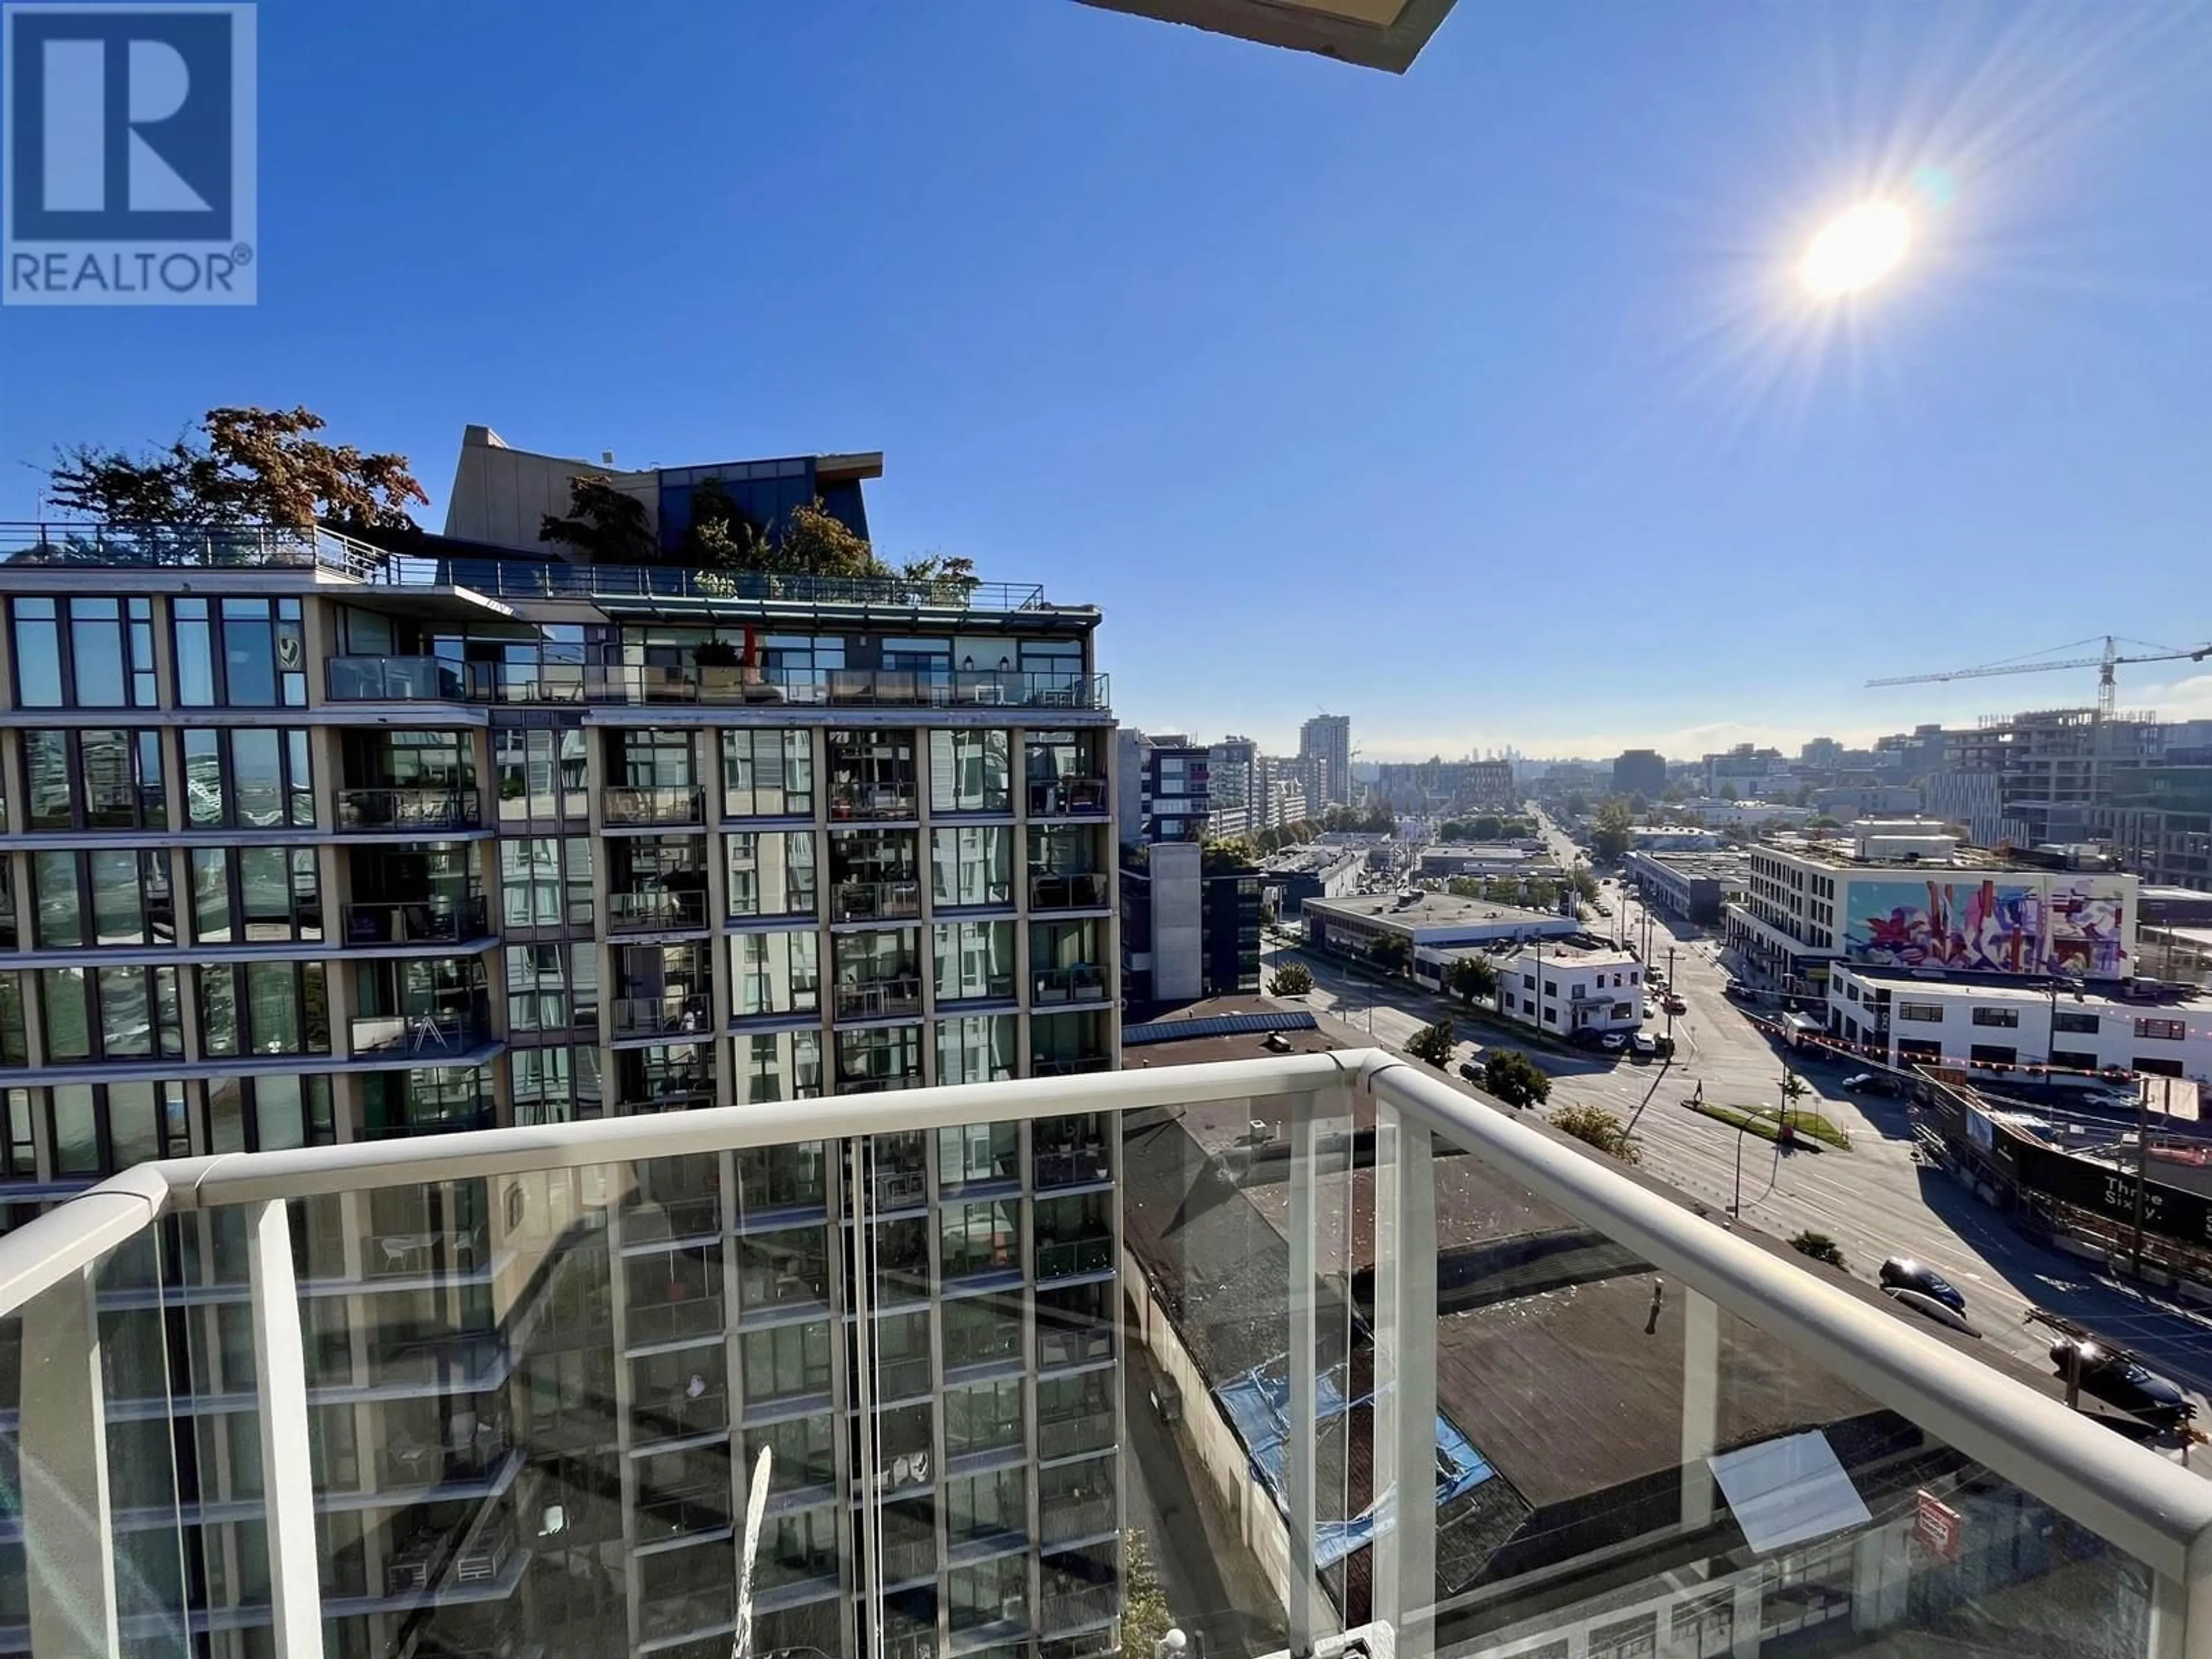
1800, 201, 1914, 297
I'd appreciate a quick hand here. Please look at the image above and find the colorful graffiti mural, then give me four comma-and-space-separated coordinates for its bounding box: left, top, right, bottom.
1844, 877, 2131, 976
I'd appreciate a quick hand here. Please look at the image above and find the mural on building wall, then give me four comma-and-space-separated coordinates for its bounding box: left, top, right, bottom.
1846, 877, 2131, 976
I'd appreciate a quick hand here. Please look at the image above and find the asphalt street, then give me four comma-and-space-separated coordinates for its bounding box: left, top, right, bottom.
1260, 808, 2212, 1422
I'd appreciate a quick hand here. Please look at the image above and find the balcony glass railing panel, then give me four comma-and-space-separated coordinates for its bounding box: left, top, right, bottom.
340, 895, 490, 945
0, 1055, 2204, 1659
335, 787, 480, 832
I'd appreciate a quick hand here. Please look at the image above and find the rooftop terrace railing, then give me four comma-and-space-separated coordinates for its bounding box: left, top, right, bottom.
2, 1053, 2209, 1659
0, 522, 1058, 612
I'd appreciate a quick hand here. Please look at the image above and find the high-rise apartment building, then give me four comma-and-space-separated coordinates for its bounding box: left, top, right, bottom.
1114, 731, 1210, 845
0, 435, 1123, 1659
1206, 735, 1259, 836
1297, 713, 1351, 812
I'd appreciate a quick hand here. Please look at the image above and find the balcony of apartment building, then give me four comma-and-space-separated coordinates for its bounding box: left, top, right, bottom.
612, 1040, 717, 1115
602, 728, 706, 828
347, 958, 495, 1064
334, 729, 481, 834
609, 941, 714, 1042
1032, 1010, 1112, 1077
834, 929, 925, 1023
352, 1065, 497, 1139
339, 846, 491, 949
1031, 921, 1109, 1007
604, 834, 712, 934
1034, 1190, 1114, 1287
836, 1022, 923, 1093
935, 921, 1018, 1010
13, 1051, 2212, 1659
828, 729, 921, 822
1027, 730, 1112, 819
831, 827, 923, 923
1028, 825, 1112, 912
359, 1180, 491, 1283
324, 649, 491, 706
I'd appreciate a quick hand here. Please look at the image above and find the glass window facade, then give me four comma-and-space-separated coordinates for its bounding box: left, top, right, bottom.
726, 830, 818, 918
180, 728, 314, 828
33, 849, 173, 948
934, 921, 1016, 1005
198, 961, 331, 1057
933, 826, 1013, 910
173, 597, 306, 706
937, 1016, 1016, 1085
187, 847, 321, 944
929, 730, 1012, 814
729, 930, 821, 1018
722, 729, 814, 817
9, 596, 156, 708
736, 1029, 824, 1102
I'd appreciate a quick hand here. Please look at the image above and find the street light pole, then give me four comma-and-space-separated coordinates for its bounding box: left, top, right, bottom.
1665, 945, 1677, 1046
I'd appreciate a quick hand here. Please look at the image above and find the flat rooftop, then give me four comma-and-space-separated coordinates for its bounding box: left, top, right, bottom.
1839, 963, 2202, 1007
1305, 891, 1571, 930
1764, 838, 2119, 876
1626, 850, 1751, 880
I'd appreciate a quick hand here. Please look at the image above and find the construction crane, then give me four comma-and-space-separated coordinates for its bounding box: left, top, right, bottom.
1866, 635, 2212, 720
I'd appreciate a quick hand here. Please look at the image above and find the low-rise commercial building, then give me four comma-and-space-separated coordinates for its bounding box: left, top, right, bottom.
1303, 891, 1579, 959
1826, 964, 2212, 1086
1622, 849, 1748, 926
1724, 828, 2139, 994
1418, 845, 1560, 880
1494, 941, 1646, 1037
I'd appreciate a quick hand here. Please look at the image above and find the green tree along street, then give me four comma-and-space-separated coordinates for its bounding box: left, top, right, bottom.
1482, 1050, 1551, 1109
1407, 1017, 1456, 1069
1121, 1529, 1173, 1657
1368, 934, 1411, 976
1551, 1103, 1639, 1164
1589, 796, 1636, 863
1446, 956, 1498, 1007
1268, 961, 1314, 997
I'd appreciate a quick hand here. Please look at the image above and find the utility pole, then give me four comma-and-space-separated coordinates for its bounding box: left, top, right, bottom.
1665, 946, 1677, 1046
2132, 1077, 2162, 1277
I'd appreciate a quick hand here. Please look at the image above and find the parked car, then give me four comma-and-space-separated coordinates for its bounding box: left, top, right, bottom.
1629, 1033, 1658, 1060
1842, 1072, 1901, 1096
1878, 1256, 1965, 1312
1457, 1060, 1483, 1083
1662, 995, 1687, 1014
2049, 1340, 2195, 1426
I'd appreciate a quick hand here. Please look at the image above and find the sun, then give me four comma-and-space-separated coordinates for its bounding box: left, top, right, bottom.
1800, 201, 1914, 298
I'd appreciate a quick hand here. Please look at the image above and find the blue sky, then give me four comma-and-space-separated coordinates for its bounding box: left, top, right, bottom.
4, 0, 2209, 760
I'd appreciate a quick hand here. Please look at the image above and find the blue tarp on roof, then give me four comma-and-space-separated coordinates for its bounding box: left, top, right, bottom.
1213, 1352, 1494, 1568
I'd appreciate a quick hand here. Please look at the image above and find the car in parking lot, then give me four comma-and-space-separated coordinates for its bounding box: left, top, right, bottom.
1458, 1059, 1483, 1083
1661, 995, 1687, 1014
1878, 1256, 1965, 1312
1628, 1032, 1658, 1060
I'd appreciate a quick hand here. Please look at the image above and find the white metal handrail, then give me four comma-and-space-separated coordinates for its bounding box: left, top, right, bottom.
4, 1048, 2212, 1649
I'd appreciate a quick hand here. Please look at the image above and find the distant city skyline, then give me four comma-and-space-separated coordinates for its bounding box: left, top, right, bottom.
1122, 667, 2212, 766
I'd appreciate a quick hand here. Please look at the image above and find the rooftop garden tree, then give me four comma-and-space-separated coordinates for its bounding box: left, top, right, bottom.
47, 405, 429, 531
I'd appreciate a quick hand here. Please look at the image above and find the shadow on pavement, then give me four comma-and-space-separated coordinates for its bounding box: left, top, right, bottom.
1909, 1161, 2212, 1395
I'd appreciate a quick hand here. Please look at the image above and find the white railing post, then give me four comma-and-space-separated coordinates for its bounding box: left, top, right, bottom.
21, 1262, 118, 1657
1372, 1095, 1436, 1659
1681, 1289, 1721, 1530
247, 1199, 323, 1657
1286, 1092, 1322, 1658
